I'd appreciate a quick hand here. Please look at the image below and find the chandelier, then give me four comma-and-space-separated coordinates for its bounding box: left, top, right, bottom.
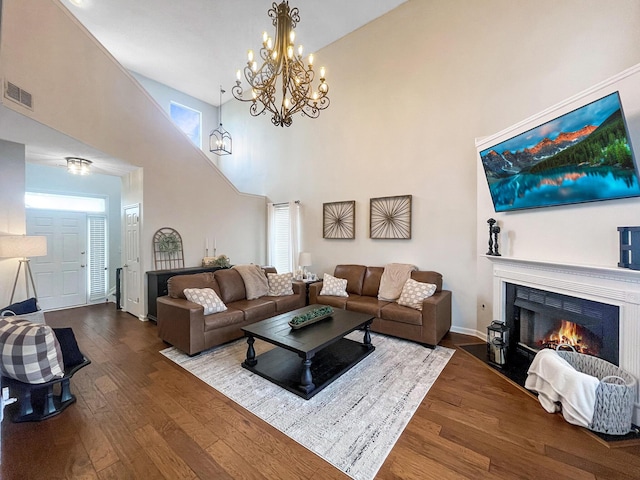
66, 157, 92, 175
209, 86, 232, 155
232, 1, 330, 127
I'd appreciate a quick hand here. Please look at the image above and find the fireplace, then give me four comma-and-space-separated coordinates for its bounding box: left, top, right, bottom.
487, 256, 640, 425
505, 283, 619, 365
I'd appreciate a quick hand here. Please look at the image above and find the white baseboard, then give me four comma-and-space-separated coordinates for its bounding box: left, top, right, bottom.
450, 325, 485, 341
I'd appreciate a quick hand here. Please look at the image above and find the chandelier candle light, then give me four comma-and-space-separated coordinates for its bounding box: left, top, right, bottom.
232, 1, 330, 127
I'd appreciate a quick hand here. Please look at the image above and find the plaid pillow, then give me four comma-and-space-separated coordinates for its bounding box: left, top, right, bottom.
319, 273, 349, 297
267, 272, 294, 296
397, 279, 437, 311
184, 288, 227, 315
0, 317, 65, 384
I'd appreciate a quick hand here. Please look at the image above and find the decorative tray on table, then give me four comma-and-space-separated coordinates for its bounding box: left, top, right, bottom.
288, 306, 335, 329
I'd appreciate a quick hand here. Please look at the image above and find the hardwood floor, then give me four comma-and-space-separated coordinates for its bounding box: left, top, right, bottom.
2, 303, 639, 479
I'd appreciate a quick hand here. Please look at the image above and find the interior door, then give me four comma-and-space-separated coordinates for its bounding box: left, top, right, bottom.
123, 204, 142, 317
26, 210, 87, 310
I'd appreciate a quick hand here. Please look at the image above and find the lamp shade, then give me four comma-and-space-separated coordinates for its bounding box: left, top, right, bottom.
0, 235, 48, 258
298, 252, 312, 267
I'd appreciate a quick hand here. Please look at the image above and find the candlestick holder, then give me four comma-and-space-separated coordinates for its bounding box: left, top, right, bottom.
486, 218, 496, 255
492, 225, 501, 256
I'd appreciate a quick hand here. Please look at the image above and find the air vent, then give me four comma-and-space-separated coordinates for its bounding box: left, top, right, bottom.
4, 81, 33, 110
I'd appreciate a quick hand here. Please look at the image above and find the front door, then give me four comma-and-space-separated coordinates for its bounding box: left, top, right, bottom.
26, 210, 87, 310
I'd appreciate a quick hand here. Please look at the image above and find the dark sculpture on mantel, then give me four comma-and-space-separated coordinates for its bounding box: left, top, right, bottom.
486, 218, 501, 256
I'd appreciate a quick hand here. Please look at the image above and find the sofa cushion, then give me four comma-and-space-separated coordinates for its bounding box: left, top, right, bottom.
215, 269, 248, 303
0, 317, 65, 384
347, 296, 390, 317
320, 273, 348, 297
315, 294, 354, 309
203, 308, 245, 332
1, 297, 39, 316
362, 267, 384, 297
267, 272, 294, 296
228, 299, 276, 322
184, 288, 227, 315
411, 270, 443, 292
264, 294, 304, 313
397, 279, 437, 311
334, 265, 366, 295
380, 302, 423, 326
52, 327, 85, 369
168, 273, 218, 299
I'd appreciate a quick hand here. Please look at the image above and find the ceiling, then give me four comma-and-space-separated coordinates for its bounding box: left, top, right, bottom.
59, 0, 407, 107
4, 0, 407, 176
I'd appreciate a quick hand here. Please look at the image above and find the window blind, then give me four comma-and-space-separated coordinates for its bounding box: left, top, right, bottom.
88, 215, 108, 301
272, 204, 291, 273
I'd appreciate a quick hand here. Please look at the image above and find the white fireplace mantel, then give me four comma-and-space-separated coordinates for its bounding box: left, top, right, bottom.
485, 255, 640, 425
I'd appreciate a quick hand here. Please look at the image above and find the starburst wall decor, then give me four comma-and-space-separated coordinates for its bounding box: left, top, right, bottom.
370, 195, 412, 239
323, 201, 355, 239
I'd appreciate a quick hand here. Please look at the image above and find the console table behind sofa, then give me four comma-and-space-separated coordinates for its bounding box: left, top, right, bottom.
146, 266, 224, 322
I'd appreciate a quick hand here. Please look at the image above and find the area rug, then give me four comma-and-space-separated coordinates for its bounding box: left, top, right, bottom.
161, 332, 454, 480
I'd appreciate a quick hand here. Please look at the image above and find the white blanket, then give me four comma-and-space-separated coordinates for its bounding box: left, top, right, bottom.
377, 263, 417, 301
525, 349, 599, 428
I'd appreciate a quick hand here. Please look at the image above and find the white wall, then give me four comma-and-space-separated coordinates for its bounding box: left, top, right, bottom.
0, 0, 267, 317
0, 140, 27, 306
221, 0, 640, 336
476, 65, 640, 336
130, 72, 223, 168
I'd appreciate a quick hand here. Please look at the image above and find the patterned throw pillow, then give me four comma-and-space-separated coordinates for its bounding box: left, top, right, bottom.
319, 273, 349, 297
397, 278, 437, 311
267, 272, 294, 296
184, 288, 227, 315
0, 317, 65, 384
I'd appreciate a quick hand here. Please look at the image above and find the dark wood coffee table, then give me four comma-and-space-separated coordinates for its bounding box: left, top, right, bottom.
241, 305, 375, 399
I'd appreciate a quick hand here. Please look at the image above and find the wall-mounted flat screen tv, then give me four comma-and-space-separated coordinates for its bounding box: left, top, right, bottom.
480, 91, 640, 212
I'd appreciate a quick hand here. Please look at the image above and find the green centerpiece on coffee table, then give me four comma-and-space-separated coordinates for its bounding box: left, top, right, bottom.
288, 306, 334, 329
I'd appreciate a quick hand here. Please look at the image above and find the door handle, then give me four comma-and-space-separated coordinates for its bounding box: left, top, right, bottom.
81, 264, 86, 268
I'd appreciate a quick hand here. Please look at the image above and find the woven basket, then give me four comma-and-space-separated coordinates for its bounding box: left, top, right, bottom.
556, 346, 637, 435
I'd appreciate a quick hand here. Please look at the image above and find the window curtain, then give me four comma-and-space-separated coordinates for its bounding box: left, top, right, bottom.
266, 202, 277, 269
289, 200, 301, 273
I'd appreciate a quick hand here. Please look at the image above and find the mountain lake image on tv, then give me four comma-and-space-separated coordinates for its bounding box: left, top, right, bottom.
480, 91, 640, 212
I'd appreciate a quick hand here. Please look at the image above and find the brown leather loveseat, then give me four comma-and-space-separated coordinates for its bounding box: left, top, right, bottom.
157, 267, 305, 355
309, 264, 451, 346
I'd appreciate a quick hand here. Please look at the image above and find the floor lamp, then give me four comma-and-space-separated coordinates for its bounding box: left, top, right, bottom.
0, 235, 48, 304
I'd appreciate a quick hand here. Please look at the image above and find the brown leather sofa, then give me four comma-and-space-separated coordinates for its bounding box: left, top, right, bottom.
157, 267, 305, 355
309, 264, 452, 346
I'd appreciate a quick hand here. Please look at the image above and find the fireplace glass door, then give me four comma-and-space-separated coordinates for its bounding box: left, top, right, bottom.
507, 284, 619, 366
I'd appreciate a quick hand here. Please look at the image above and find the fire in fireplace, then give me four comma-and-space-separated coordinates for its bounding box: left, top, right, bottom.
538, 319, 602, 355
505, 283, 619, 365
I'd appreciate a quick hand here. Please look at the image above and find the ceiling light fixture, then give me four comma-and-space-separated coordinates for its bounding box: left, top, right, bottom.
209, 86, 232, 156
232, 1, 330, 127
66, 157, 92, 175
